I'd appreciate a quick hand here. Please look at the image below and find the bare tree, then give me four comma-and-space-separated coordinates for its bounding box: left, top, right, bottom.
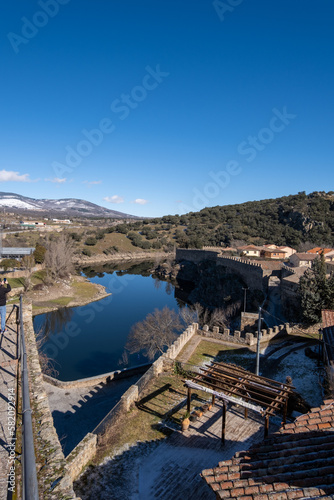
209, 307, 228, 329
44, 233, 75, 282
35, 330, 59, 377
125, 306, 183, 360
179, 302, 203, 326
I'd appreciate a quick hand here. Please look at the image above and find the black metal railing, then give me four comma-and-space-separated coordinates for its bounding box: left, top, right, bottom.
18, 295, 39, 499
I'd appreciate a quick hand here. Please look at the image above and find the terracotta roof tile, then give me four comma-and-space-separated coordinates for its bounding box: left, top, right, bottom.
202, 400, 334, 499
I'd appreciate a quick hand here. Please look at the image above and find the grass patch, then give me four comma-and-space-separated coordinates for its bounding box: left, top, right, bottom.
184, 339, 237, 367
32, 270, 47, 283
8, 277, 25, 288
71, 280, 101, 300
88, 233, 141, 255
49, 297, 73, 307
95, 374, 188, 463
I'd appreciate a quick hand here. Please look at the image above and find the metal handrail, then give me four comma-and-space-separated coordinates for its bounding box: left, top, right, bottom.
18, 295, 39, 499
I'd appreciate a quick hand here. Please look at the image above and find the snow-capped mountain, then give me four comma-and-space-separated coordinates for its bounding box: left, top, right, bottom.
0, 192, 138, 219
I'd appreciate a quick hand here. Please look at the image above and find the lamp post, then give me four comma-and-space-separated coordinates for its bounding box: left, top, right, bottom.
242, 287, 248, 313
255, 306, 262, 376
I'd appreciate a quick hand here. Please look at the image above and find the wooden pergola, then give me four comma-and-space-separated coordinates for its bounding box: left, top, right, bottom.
184, 361, 295, 442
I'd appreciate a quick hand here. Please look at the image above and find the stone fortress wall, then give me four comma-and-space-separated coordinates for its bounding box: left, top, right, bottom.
175, 248, 269, 291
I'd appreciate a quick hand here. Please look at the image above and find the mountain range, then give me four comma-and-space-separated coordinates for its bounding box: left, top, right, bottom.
0, 192, 137, 219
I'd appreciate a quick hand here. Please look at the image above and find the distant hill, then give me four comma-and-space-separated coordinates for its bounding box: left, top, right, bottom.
139, 191, 334, 249
0, 192, 138, 219
175, 191, 334, 248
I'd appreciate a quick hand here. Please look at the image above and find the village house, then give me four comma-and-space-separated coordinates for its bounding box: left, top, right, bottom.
289, 252, 318, 268
321, 309, 334, 395
277, 245, 296, 258
237, 244, 262, 258
260, 247, 287, 260
307, 247, 334, 256
326, 261, 334, 275
324, 249, 334, 262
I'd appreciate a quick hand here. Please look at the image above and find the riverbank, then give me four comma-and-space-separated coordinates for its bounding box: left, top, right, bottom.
9, 253, 173, 315
27, 275, 111, 315
73, 250, 174, 266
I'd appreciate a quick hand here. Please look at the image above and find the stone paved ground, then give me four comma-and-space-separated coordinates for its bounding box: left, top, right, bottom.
74, 401, 281, 500
0, 322, 18, 500
45, 374, 142, 456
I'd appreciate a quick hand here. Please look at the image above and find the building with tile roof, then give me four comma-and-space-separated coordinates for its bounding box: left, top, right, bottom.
261, 247, 287, 260
237, 245, 262, 258
307, 248, 334, 255
289, 252, 318, 268
202, 399, 334, 499
321, 310, 334, 395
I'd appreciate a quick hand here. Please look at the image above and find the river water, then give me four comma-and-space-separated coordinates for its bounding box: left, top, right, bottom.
33, 261, 186, 381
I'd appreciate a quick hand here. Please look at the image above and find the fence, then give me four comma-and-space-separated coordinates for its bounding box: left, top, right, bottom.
18, 295, 39, 499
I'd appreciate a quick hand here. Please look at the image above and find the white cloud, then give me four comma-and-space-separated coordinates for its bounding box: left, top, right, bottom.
104, 195, 124, 204
45, 177, 67, 184
0, 169, 31, 182
132, 198, 149, 205
83, 180, 102, 185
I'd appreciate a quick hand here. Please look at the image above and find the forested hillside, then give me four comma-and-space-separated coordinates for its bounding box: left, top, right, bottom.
172, 191, 334, 247
173, 191, 334, 249
43, 191, 333, 255
146, 191, 334, 250
104, 191, 334, 251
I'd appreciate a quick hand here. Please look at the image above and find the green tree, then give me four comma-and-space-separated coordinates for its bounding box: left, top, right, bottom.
299, 254, 334, 324
33, 243, 47, 264
85, 237, 97, 246
1, 258, 19, 271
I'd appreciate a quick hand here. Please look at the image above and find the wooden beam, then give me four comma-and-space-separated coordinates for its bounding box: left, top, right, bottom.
264, 414, 270, 438
282, 397, 288, 425
211, 361, 296, 390
184, 380, 264, 414
222, 402, 226, 444
187, 387, 191, 413
204, 364, 293, 399
187, 374, 281, 413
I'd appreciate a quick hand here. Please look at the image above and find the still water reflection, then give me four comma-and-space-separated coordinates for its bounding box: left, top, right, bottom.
33, 262, 185, 381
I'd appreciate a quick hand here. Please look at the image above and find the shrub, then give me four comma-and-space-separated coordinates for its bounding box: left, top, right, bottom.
85, 237, 97, 246
34, 243, 47, 264
1, 258, 19, 271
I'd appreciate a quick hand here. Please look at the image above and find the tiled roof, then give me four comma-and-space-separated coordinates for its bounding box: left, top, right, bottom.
293, 253, 318, 261
262, 248, 287, 254
322, 310, 334, 364
307, 248, 334, 255
278, 246, 296, 251
238, 245, 262, 251
322, 310, 334, 329
202, 400, 334, 499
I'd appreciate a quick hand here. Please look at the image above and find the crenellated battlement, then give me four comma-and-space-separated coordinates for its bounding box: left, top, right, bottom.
200, 322, 290, 347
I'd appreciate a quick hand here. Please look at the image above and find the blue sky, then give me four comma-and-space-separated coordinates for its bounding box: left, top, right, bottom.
1, 1, 333, 217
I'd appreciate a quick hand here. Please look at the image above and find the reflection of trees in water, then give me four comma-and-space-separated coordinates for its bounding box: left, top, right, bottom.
81, 261, 156, 279
154, 278, 162, 290
37, 307, 74, 341
116, 261, 154, 277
